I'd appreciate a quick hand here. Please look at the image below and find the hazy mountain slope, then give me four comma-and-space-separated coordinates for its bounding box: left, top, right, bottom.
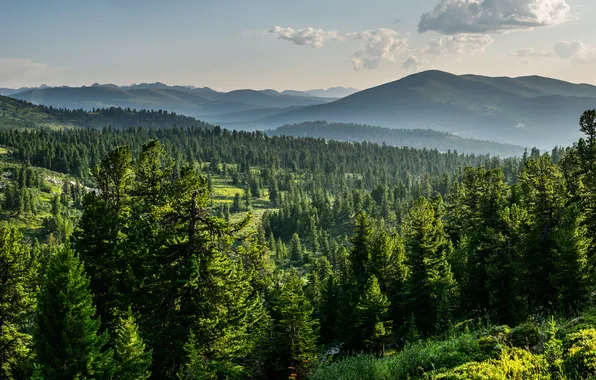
0, 95, 71, 128
281, 87, 358, 98
0, 95, 214, 130
10, 84, 333, 119
268, 121, 526, 157
261, 70, 596, 147
202, 106, 306, 123
0, 88, 20, 96
217, 89, 330, 107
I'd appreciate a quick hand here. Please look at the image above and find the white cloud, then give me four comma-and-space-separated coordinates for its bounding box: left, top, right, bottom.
515, 48, 554, 57
554, 41, 596, 63
402, 56, 422, 71
418, 0, 571, 35
0, 58, 61, 87
403, 34, 493, 71
346, 29, 409, 70
268, 26, 343, 48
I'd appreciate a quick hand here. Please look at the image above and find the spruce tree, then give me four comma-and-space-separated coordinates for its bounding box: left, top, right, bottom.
350, 211, 374, 285
270, 271, 318, 380
34, 246, 114, 380
404, 198, 458, 336
290, 233, 304, 263
0, 227, 36, 380
113, 309, 152, 380
551, 203, 592, 314
353, 276, 392, 356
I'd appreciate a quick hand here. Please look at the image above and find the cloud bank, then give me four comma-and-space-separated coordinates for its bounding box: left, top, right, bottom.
268, 26, 343, 48
554, 41, 596, 63
403, 34, 494, 71
346, 29, 409, 70
515, 48, 554, 57
418, 0, 571, 35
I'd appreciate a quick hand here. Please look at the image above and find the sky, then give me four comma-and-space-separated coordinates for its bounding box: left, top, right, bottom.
1, 0, 596, 91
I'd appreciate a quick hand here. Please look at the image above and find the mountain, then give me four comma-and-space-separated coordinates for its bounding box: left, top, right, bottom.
269, 121, 526, 157
260, 71, 596, 148
0, 95, 214, 130
281, 86, 359, 98
0, 88, 22, 96
10, 83, 333, 120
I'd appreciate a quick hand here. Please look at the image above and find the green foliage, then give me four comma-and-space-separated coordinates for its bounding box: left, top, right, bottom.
509, 322, 541, 349
432, 348, 550, 380
269, 271, 318, 380
544, 317, 564, 377
0, 227, 37, 379
404, 198, 458, 336
312, 333, 481, 380
563, 328, 596, 378
353, 276, 392, 355
34, 246, 114, 380
113, 309, 152, 380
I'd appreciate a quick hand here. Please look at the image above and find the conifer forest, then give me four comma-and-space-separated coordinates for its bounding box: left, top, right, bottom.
3, 96, 596, 379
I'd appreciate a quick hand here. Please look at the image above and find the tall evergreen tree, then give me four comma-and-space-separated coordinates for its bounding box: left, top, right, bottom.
0, 227, 36, 380
34, 246, 114, 380
350, 212, 374, 285
353, 276, 392, 356
270, 271, 318, 380
404, 198, 458, 336
113, 309, 152, 380
551, 203, 593, 314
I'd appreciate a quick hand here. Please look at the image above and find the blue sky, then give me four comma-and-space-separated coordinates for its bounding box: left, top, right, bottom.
1, 0, 595, 90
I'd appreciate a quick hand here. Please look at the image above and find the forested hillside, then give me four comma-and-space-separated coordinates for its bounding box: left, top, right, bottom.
0, 95, 214, 130
270, 121, 526, 156
4, 105, 596, 380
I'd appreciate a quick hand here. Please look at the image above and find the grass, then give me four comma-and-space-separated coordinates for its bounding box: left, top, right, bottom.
311, 333, 481, 380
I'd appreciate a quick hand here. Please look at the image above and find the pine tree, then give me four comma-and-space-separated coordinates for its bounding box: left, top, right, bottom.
350, 212, 374, 285
353, 276, 392, 356
270, 271, 318, 380
404, 198, 458, 336
290, 233, 304, 263
518, 155, 566, 312
176, 331, 217, 380
551, 203, 592, 314
113, 309, 152, 380
233, 192, 241, 212
34, 246, 114, 380
0, 227, 36, 379
319, 274, 339, 345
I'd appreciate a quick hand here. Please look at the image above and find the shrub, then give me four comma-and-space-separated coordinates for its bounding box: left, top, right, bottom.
510, 323, 541, 349
477, 325, 510, 360
563, 328, 596, 378
432, 348, 549, 380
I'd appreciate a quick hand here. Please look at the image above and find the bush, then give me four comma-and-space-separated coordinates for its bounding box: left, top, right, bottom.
432, 348, 549, 380
563, 328, 596, 378
510, 323, 541, 349
477, 325, 510, 360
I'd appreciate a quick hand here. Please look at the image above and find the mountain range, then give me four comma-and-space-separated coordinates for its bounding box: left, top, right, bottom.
0, 95, 524, 156
254, 71, 596, 148
6, 71, 596, 147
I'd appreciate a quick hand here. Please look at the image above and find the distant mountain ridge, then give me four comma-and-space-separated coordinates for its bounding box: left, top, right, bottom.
281, 87, 359, 98
9, 83, 337, 120
7, 71, 596, 148
258, 71, 596, 148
